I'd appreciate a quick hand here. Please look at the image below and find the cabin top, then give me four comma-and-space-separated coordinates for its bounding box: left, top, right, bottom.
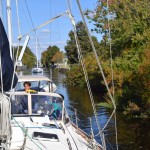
8, 91, 64, 118
7, 91, 61, 98
18, 75, 52, 82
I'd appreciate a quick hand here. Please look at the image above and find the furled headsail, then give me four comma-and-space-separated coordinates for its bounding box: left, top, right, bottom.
0, 18, 18, 91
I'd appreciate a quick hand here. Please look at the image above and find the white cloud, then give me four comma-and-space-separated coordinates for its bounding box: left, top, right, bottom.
40, 29, 50, 33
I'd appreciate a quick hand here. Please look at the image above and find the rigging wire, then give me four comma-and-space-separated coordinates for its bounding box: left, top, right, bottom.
75, 1, 120, 150
21, 1, 34, 38
24, 0, 41, 58
19, 11, 67, 40
65, 124, 79, 150
107, 0, 114, 97
75, 0, 116, 109
1, 0, 118, 149
49, 0, 52, 47
9, 2, 41, 148
107, 0, 115, 97
10, 0, 21, 90
66, 1, 106, 149
66, 105, 89, 118
65, 124, 85, 150
12, 116, 43, 150
54, 0, 62, 51
107, 0, 118, 149
66, 0, 119, 149
15, 0, 21, 37
105, 137, 115, 150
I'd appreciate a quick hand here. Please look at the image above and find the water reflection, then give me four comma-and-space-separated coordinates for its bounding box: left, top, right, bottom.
17, 69, 150, 150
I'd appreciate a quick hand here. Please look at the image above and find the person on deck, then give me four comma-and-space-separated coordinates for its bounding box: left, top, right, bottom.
51, 100, 61, 119
19, 81, 32, 111
22, 81, 36, 111
24, 81, 31, 91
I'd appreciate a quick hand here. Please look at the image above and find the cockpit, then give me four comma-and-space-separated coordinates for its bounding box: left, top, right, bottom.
9, 92, 64, 120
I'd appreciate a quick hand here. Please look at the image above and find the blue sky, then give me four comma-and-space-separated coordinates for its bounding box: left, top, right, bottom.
1, 0, 101, 59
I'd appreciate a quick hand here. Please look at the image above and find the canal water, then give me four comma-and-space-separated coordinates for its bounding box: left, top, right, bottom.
20, 69, 150, 150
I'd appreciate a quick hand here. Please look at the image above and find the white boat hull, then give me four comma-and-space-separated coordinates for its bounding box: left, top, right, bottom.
32, 68, 43, 73
10, 116, 102, 150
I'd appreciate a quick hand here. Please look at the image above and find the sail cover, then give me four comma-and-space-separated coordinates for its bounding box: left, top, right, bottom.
0, 18, 18, 91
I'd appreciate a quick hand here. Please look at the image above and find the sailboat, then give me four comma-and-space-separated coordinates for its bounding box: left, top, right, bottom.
0, 0, 118, 149
0, 14, 102, 149
32, 38, 43, 73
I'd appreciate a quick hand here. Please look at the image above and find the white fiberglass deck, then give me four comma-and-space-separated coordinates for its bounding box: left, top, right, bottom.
8, 92, 102, 150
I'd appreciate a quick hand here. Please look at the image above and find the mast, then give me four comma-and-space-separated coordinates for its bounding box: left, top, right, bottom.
36, 37, 38, 68
6, 0, 13, 59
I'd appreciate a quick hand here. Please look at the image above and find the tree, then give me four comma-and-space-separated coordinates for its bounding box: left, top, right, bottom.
41, 45, 60, 67
65, 0, 150, 117
86, 0, 150, 56
65, 52, 107, 90
65, 21, 100, 64
41, 50, 47, 67
51, 51, 64, 63
14, 46, 36, 68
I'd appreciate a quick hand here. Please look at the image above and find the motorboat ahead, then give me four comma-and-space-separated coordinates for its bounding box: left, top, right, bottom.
32, 67, 43, 73
16, 75, 57, 92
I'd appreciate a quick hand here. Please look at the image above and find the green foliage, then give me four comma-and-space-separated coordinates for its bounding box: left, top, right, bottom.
103, 46, 150, 117
134, 47, 150, 110
14, 46, 36, 68
86, 0, 150, 56
65, 53, 104, 88
123, 101, 140, 117
65, 30, 78, 64
97, 102, 113, 109
107, 49, 142, 106
84, 0, 150, 117
65, 21, 100, 64
41, 45, 60, 67
51, 51, 64, 63
65, 0, 150, 118
65, 64, 85, 86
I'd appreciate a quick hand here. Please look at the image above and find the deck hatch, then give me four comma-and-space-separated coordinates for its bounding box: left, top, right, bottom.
33, 132, 59, 141
42, 123, 57, 128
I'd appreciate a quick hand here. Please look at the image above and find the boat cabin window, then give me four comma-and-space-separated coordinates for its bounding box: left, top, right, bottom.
16, 81, 39, 91
39, 80, 49, 88
15, 80, 50, 91
11, 94, 63, 120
